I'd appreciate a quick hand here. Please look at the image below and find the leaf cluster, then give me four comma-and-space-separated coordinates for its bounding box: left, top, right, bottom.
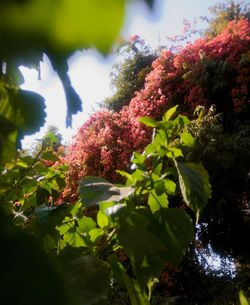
52, 107, 211, 304
103, 38, 156, 112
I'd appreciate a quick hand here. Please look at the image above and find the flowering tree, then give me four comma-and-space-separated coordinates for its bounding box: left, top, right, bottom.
62, 17, 250, 202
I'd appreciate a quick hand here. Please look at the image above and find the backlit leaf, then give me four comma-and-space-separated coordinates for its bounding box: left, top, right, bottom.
163, 105, 178, 121
64, 231, 87, 248
89, 228, 104, 243
139, 116, 158, 127
78, 217, 96, 233
148, 191, 168, 213
97, 211, 109, 228
181, 132, 195, 147
239, 291, 249, 305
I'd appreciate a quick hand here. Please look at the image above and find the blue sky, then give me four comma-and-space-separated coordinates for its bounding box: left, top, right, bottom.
21, 0, 220, 147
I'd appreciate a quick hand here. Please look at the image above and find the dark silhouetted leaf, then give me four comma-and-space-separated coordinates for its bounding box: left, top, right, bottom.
48, 56, 82, 128
0, 208, 72, 305
152, 208, 194, 265
0, 89, 46, 144
63, 255, 111, 305
0, 116, 17, 164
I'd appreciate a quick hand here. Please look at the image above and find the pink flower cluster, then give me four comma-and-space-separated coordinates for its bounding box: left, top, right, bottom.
60, 19, 249, 203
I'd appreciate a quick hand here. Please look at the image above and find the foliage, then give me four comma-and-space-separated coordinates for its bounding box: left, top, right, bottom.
54, 107, 210, 304
102, 36, 156, 112
189, 107, 250, 260
0, 133, 67, 219
24, 125, 64, 157
154, 106, 250, 304
203, 0, 250, 38
1, 107, 211, 304
62, 17, 249, 203
0, 208, 72, 305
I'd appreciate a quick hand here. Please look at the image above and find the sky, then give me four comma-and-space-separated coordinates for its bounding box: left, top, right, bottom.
20, 0, 220, 148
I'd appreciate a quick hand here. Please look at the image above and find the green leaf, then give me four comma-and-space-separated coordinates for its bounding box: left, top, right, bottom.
122, 273, 150, 305
16, 160, 29, 168
49, 57, 82, 128
99, 201, 116, 214
0, 0, 125, 54
132, 152, 146, 166
42, 132, 60, 145
173, 115, 190, 128
117, 208, 193, 284
97, 210, 109, 228
108, 254, 150, 305
70, 201, 82, 216
63, 231, 87, 248
0, 208, 72, 305
35, 205, 71, 233
163, 105, 178, 121
139, 116, 158, 127
152, 209, 194, 265
5, 64, 25, 87
154, 179, 165, 195
0, 116, 18, 165
174, 161, 211, 219
148, 191, 168, 213
145, 143, 158, 155
239, 291, 249, 305
57, 222, 73, 236
181, 132, 195, 147
118, 224, 168, 289
79, 176, 134, 207
89, 228, 104, 243
167, 147, 183, 159
64, 255, 110, 305
164, 179, 176, 195
0, 89, 46, 140
148, 193, 161, 213
106, 203, 127, 217
36, 186, 50, 205
77, 216, 96, 233
53, 0, 125, 53
41, 151, 59, 162
116, 170, 133, 184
